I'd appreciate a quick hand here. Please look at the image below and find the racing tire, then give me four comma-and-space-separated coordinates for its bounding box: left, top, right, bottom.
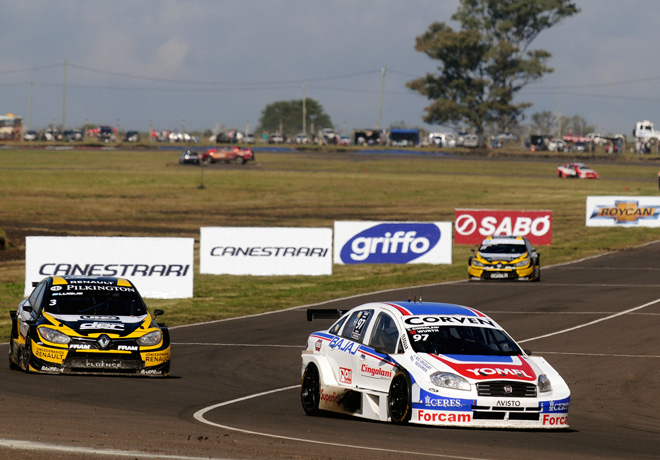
301, 363, 321, 415
235, 156, 245, 165
8, 339, 20, 370
388, 370, 412, 424
533, 265, 541, 282
21, 335, 33, 373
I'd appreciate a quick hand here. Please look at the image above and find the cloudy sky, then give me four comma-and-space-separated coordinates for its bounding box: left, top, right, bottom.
2, 0, 659, 136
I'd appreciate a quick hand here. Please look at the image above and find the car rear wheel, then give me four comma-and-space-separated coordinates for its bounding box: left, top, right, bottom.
8, 339, 20, 370
235, 156, 245, 165
388, 370, 412, 424
301, 363, 321, 415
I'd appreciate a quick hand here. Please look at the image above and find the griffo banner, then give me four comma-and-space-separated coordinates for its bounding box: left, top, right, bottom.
586, 196, 660, 227
334, 221, 452, 265
25, 236, 194, 298
200, 227, 333, 275
454, 209, 553, 245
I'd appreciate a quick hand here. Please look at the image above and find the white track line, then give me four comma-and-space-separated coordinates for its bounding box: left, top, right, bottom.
193, 386, 491, 460
0, 439, 231, 460
518, 296, 660, 343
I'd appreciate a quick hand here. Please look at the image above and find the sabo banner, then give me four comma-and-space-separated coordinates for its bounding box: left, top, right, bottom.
334, 221, 452, 265
586, 196, 660, 227
454, 209, 552, 245
25, 236, 194, 298
200, 227, 333, 275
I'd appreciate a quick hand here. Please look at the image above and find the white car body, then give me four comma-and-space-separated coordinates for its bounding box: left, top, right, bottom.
301, 301, 570, 429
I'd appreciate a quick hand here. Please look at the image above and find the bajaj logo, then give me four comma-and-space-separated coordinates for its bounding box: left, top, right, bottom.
340, 223, 441, 264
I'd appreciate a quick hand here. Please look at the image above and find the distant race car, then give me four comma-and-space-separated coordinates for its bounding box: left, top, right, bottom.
8, 276, 170, 376
179, 150, 201, 165
557, 162, 599, 179
301, 301, 570, 428
203, 146, 254, 164
468, 236, 540, 281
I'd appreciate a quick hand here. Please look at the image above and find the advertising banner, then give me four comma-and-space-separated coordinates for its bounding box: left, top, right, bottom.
200, 227, 333, 275
334, 221, 452, 265
454, 209, 553, 245
586, 196, 660, 227
25, 236, 194, 298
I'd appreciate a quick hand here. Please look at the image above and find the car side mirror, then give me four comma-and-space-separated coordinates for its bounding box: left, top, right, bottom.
524, 348, 533, 356
154, 309, 164, 317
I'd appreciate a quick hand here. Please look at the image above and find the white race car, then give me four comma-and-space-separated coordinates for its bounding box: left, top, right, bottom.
301, 301, 570, 428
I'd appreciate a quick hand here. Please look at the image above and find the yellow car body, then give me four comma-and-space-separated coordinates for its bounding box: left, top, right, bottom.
468, 236, 540, 281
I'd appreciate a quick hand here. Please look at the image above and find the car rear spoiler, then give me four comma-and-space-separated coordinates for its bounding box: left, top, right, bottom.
306, 309, 348, 321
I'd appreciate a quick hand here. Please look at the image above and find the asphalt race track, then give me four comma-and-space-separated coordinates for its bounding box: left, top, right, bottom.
1, 243, 659, 460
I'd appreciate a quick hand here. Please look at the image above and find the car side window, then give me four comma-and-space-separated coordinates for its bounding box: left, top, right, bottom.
340, 309, 374, 343
329, 315, 348, 335
27, 282, 46, 317
369, 313, 400, 354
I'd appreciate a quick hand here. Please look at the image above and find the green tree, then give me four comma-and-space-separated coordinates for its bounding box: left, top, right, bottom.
530, 110, 557, 135
561, 115, 595, 136
407, 0, 579, 142
257, 99, 333, 139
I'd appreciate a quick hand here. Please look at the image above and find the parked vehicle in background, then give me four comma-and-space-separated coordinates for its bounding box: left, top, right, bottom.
268, 133, 285, 144
124, 131, 140, 142
571, 141, 589, 153
462, 134, 479, 148
585, 133, 607, 145
429, 132, 456, 148
23, 130, 38, 141
97, 126, 117, 143
339, 134, 352, 146
294, 133, 309, 144
632, 120, 660, 144
548, 139, 566, 152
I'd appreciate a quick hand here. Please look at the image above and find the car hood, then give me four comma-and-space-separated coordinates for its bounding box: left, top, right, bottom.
43, 312, 150, 337
477, 252, 526, 262
423, 353, 540, 382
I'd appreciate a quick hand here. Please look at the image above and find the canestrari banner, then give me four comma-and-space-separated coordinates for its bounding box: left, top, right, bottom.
454, 209, 553, 245
25, 236, 194, 299
200, 227, 333, 275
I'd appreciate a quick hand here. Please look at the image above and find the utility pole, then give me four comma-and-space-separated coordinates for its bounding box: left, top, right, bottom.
302, 84, 307, 135
376, 67, 386, 130
27, 82, 33, 130
62, 60, 67, 132
557, 90, 561, 138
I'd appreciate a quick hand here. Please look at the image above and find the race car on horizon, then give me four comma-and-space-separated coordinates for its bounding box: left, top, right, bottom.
557, 162, 599, 179
202, 146, 254, 164
8, 276, 170, 376
301, 301, 570, 428
468, 235, 541, 281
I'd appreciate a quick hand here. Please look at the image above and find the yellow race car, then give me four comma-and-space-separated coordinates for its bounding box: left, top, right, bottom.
8, 276, 170, 376
468, 236, 540, 281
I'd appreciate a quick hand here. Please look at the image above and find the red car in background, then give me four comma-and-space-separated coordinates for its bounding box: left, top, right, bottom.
557, 162, 599, 179
203, 146, 254, 165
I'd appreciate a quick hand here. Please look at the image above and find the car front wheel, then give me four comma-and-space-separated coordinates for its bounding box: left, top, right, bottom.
388, 370, 412, 424
21, 335, 33, 373
301, 363, 321, 415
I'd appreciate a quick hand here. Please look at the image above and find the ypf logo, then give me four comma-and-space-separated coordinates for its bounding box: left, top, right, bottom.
339, 223, 441, 264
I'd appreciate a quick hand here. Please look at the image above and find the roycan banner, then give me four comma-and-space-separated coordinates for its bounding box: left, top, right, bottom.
454, 209, 553, 245
586, 196, 660, 227
334, 221, 452, 265
200, 227, 333, 275
25, 236, 194, 298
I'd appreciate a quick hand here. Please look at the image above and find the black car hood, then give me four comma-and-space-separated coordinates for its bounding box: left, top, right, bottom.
44, 312, 149, 337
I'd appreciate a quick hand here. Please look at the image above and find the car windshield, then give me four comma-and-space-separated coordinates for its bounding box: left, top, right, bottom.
44, 290, 147, 316
406, 325, 522, 356
479, 243, 525, 255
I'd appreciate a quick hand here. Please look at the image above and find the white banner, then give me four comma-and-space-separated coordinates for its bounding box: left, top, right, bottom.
586, 196, 660, 227
25, 236, 194, 299
334, 221, 452, 265
200, 227, 333, 275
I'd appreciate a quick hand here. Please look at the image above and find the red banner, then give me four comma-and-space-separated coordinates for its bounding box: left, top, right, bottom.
454, 209, 552, 245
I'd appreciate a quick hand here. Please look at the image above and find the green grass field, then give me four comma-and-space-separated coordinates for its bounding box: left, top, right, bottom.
1, 147, 660, 341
